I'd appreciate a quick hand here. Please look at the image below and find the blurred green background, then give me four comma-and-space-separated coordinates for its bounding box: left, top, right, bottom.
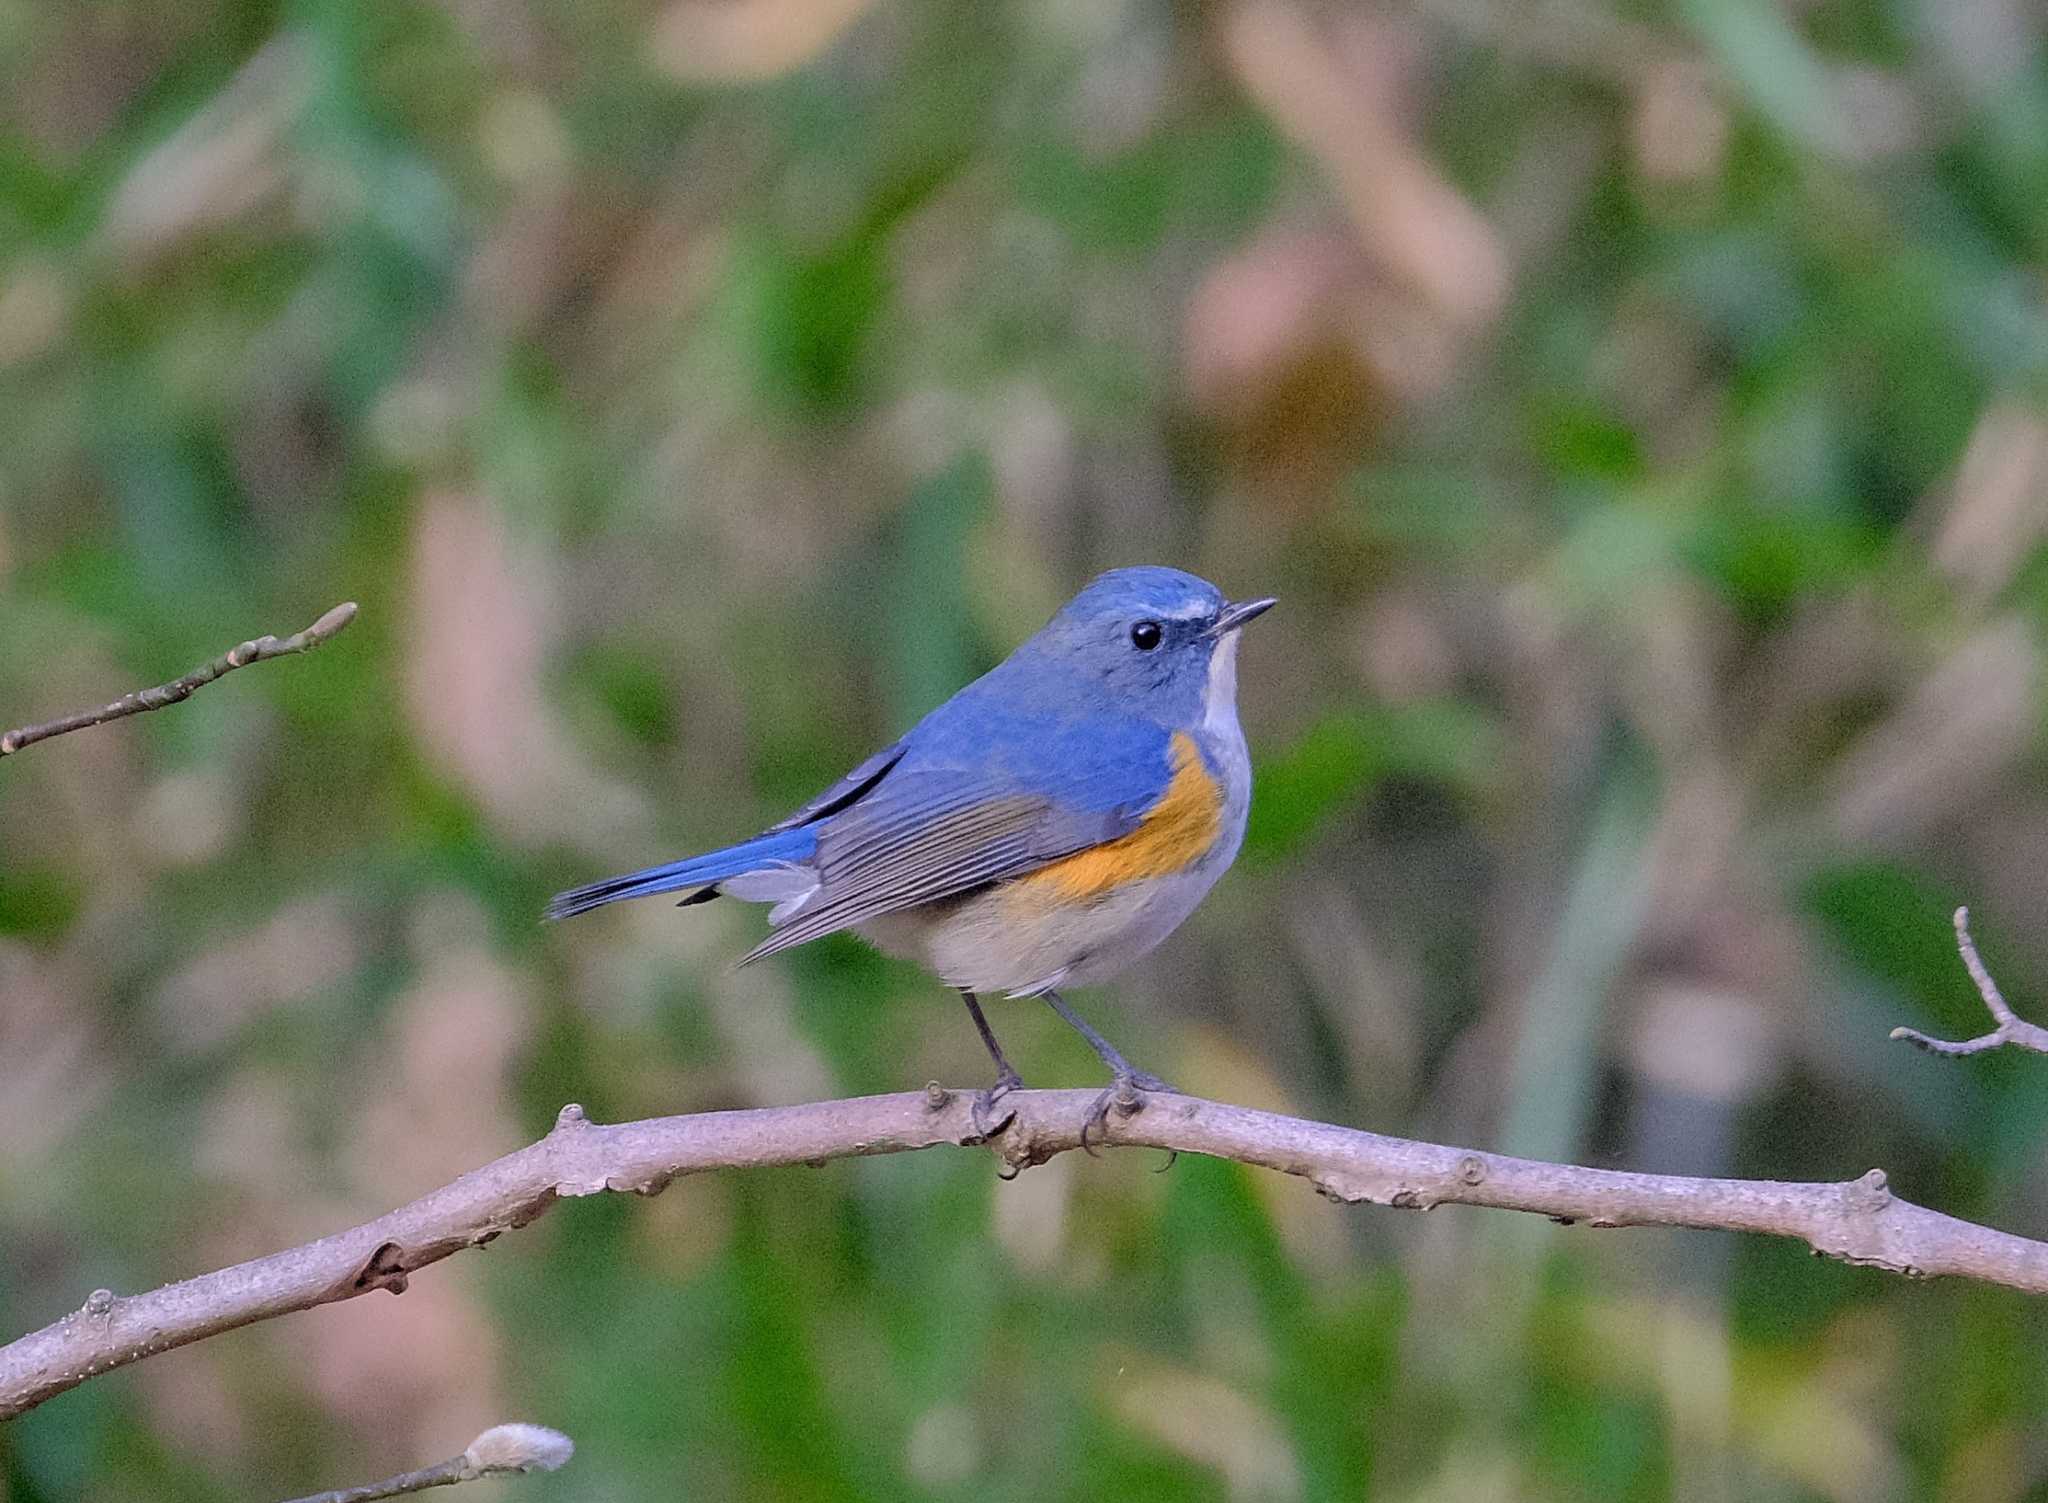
4, 0, 2048, 1497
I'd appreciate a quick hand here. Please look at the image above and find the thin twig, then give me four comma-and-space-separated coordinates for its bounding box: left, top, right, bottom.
0, 602, 358, 757
5, 1083, 2046, 1421
282, 1457, 468, 1503
280, 1423, 574, 1503
1890, 907, 2048, 1057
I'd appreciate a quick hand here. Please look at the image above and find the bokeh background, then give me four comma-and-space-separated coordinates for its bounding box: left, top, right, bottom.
4, 0, 2048, 1497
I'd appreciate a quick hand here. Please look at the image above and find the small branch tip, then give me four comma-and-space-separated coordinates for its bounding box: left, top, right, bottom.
1889, 904, 2048, 1058
0, 599, 361, 758
310, 601, 360, 639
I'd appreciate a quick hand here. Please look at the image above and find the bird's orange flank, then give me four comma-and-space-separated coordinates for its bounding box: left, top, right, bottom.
1014, 732, 1223, 902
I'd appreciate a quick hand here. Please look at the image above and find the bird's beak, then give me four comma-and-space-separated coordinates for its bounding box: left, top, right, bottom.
1208, 596, 1277, 637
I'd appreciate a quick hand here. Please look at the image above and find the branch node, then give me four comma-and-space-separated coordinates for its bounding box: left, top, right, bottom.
1854, 1168, 1891, 1209
81, 1289, 115, 1318
923, 1081, 951, 1111
992, 1124, 1055, 1180
353, 1242, 410, 1295
1457, 1154, 1488, 1187
553, 1103, 589, 1131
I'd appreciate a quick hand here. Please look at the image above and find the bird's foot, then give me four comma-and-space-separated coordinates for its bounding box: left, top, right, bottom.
1080, 1069, 1178, 1156
971, 1066, 1025, 1141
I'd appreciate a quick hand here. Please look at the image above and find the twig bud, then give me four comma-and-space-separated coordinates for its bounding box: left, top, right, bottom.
462, 1423, 575, 1476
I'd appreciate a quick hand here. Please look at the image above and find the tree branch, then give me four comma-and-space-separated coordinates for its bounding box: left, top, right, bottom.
6, 1082, 2047, 1420
0, 602, 358, 757
1890, 906, 2048, 1057
279, 1422, 574, 1503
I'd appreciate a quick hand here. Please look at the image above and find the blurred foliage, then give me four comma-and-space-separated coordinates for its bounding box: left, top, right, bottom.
4, 0, 2048, 1499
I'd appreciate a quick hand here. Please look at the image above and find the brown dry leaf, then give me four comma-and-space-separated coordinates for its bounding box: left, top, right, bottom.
1625, 978, 1779, 1105
93, 37, 308, 273
1926, 400, 2048, 609
1220, 0, 1509, 330
1633, 58, 1729, 187
350, 896, 534, 1196
991, 1149, 1072, 1276
297, 1265, 507, 1460
1826, 616, 2041, 848
133, 1334, 251, 1466
404, 488, 652, 852
1734, 1356, 1904, 1503
0, 942, 106, 1180
0, 260, 70, 368
1181, 228, 1397, 500
1183, 229, 1365, 413
192, 1067, 314, 1214
1391, 1448, 1524, 1503
149, 894, 359, 1054
632, 1173, 737, 1281
1937, 1424, 2027, 1503
1106, 1354, 1303, 1502
649, 0, 881, 82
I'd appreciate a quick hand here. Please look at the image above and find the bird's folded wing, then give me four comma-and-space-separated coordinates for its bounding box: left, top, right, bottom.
737, 770, 1146, 964
764, 739, 909, 833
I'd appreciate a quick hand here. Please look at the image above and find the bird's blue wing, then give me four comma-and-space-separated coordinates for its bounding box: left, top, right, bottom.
737, 710, 1175, 962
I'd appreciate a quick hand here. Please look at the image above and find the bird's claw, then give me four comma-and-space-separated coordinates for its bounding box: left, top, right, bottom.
1079, 1071, 1179, 1156
971, 1069, 1024, 1141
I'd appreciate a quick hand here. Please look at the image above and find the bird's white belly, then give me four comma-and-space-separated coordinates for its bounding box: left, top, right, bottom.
857, 860, 1227, 997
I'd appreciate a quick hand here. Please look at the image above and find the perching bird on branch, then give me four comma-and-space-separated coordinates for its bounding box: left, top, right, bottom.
549, 566, 1274, 1137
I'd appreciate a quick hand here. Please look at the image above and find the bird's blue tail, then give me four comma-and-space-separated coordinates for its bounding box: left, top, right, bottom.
546, 827, 818, 921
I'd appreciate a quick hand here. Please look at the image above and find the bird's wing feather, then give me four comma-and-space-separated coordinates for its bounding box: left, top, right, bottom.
738, 714, 1173, 962
764, 738, 910, 832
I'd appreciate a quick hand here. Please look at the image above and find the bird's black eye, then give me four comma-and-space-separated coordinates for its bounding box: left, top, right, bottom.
1130, 620, 1163, 650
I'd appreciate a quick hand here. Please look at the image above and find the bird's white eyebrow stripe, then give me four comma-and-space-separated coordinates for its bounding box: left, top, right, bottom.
1157, 600, 1214, 620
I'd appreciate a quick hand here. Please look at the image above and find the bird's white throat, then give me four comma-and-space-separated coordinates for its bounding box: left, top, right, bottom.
1202, 628, 1243, 738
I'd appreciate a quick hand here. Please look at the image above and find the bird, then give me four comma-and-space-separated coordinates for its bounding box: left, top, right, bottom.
547, 566, 1274, 1141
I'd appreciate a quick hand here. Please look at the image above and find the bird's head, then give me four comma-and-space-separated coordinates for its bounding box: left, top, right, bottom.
1021, 566, 1275, 728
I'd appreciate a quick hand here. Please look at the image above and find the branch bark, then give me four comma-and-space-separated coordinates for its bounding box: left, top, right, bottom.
0, 602, 358, 756
7, 1083, 2047, 1421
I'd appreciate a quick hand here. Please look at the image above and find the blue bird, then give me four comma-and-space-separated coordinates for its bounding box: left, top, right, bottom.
548, 566, 1274, 1137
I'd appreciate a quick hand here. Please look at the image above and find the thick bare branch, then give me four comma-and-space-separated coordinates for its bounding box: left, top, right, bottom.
6, 1083, 2047, 1420
1890, 906, 2048, 1057
0, 602, 358, 756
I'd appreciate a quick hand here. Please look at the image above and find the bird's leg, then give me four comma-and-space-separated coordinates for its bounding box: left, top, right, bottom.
959, 990, 1023, 1138
1040, 990, 1177, 1154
